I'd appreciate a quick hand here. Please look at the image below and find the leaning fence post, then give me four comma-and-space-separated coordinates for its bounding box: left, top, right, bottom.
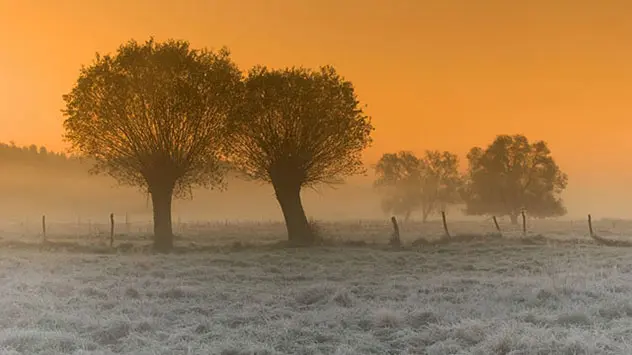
492, 216, 502, 236
110, 213, 115, 247
441, 211, 450, 238
588, 214, 594, 238
389, 216, 401, 246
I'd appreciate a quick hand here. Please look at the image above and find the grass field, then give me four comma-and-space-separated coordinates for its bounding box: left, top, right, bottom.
0, 219, 631, 354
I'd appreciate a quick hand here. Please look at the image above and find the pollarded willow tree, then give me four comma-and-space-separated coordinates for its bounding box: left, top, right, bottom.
62, 38, 242, 252
227, 66, 374, 245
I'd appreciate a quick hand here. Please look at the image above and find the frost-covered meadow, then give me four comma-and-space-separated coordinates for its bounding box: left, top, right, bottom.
0, 219, 631, 354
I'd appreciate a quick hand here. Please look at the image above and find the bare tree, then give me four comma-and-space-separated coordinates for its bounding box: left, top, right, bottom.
62, 38, 242, 252
227, 66, 373, 245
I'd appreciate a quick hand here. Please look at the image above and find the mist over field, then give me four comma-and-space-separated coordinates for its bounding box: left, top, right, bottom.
0, 156, 378, 222
0, 147, 383, 222
0, 144, 624, 225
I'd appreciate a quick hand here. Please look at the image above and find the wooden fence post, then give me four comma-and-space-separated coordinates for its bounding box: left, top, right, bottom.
389, 216, 401, 246
521, 210, 527, 236
441, 211, 450, 238
76, 215, 81, 237
110, 213, 115, 247
588, 214, 594, 238
41, 215, 46, 242
492, 216, 502, 236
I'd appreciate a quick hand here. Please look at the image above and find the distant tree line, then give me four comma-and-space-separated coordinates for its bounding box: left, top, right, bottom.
0, 142, 75, 165
374, 134, 568, 224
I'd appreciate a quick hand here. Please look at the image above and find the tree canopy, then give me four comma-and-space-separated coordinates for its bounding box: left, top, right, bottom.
374, 150, 462, 222
62, 38, 242, 251
227, 65, 373, 245
374, 151, 423, 221
461, 134, 568, 223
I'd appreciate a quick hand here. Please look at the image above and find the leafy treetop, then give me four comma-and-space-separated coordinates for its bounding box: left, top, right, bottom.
62, 38, 242, 198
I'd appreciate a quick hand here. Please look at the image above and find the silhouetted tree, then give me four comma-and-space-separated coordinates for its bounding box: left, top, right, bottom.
374, 150, 462, 222
62, 38, 242, 252
419, 150, 463, 221
228, 66, 373, 245
374, 151, 422, 222
461, 134, 568, 224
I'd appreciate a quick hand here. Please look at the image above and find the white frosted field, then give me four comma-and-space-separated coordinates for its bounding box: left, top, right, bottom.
0, 219, 631, 354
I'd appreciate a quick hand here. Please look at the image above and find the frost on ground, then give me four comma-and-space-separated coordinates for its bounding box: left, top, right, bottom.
1, 242, 632, 354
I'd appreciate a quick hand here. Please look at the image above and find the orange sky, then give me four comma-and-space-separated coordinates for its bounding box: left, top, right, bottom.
1, 0, 632, 216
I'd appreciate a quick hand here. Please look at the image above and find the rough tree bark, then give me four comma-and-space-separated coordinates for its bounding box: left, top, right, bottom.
150, 184, 175, 253
273, 182, 314, 246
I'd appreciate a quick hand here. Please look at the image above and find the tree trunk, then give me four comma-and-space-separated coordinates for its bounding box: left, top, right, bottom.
273, 183, 313, 246
509, 213, 519, 225
150, 185, 174, 253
